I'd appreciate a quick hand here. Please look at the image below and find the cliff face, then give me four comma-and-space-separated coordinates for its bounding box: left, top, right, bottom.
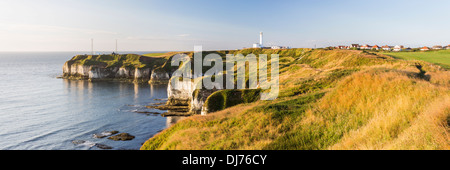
63, 62, 91, 78
62, 54, 166, 82
191, 89, 218, 115
165, 77, 220, 115
149, 70, 171, 84
63, 63, 152, 80
167, 78, 194, 106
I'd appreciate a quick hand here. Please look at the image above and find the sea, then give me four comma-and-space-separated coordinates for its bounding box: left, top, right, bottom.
0, 51, 177, 150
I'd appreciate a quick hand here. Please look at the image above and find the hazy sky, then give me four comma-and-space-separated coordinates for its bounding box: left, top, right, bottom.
0, 0, 449, 51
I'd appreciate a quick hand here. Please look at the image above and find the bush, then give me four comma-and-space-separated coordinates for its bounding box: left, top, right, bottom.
205, 89, 262, 113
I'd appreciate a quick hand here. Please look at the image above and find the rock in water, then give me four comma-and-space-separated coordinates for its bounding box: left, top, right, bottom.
72, 140, 86, 145
150, 102, 166, 106
72, 140, 96, 148
93, 131, 119, 138
133, 110, 161, 116
107, 133, 135, 141
95, 143, 113, 150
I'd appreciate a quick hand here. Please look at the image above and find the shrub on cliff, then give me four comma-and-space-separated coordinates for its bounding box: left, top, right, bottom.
204, 89, 261, 113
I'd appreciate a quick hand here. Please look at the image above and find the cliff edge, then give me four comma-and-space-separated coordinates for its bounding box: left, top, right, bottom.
62, 53, 168, 82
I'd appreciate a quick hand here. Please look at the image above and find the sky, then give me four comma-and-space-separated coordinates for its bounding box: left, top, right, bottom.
0, 0, 449, 51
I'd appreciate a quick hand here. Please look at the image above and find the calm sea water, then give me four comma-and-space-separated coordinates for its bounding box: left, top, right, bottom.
0, 52, 173, 150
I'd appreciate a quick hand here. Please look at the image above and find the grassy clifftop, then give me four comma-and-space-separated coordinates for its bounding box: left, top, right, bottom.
68, 53, 167, 69
141, 49, 450, 150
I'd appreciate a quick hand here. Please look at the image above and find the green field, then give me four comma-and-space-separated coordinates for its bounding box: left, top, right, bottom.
143, 53, 166, 57
381, 50, 450, 69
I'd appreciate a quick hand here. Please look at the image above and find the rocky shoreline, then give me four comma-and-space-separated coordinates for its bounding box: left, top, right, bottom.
62, 50, 292, 150
62, 52, 263, 150
72, 131, 136, 150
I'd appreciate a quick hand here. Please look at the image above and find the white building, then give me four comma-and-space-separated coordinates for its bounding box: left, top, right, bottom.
372, 45, 381, 50
393, 45, 403, 52
253, 32, 264, 48
271, 46, 290, 49
432, 45, 443, 50
382, 45, 391, 51
271, 46, 281, 49
350, 44, 360, 49
420, 47, 430, 51
360, 44, 372, 50
252, 32, 290, 49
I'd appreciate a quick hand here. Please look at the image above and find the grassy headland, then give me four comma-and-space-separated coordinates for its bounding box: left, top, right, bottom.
68, 53, 168, 69
141, 49, 450, 150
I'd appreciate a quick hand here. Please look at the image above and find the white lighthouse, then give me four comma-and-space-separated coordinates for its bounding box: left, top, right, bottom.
260, 32, 263, 47
253, 32, 264, 48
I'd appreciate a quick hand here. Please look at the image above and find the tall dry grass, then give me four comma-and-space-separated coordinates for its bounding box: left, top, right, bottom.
321, 70, 449, 149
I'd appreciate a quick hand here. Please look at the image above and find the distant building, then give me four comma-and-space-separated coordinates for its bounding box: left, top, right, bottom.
271, 46, 281, 49
393, 45, 403, 52
338, 45, 347, 49
271, 46, 290, 49
253, 43, 262, 48
420, 47, 430, 51
405, 48, 412, 51
382, 45, 391, 51
445, 45, 450, 50
372, 45, 380, 50
360, 44, 372, 50
253, 32, 264, 48
432, 45, 443, 50
350, 44, 360, 49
